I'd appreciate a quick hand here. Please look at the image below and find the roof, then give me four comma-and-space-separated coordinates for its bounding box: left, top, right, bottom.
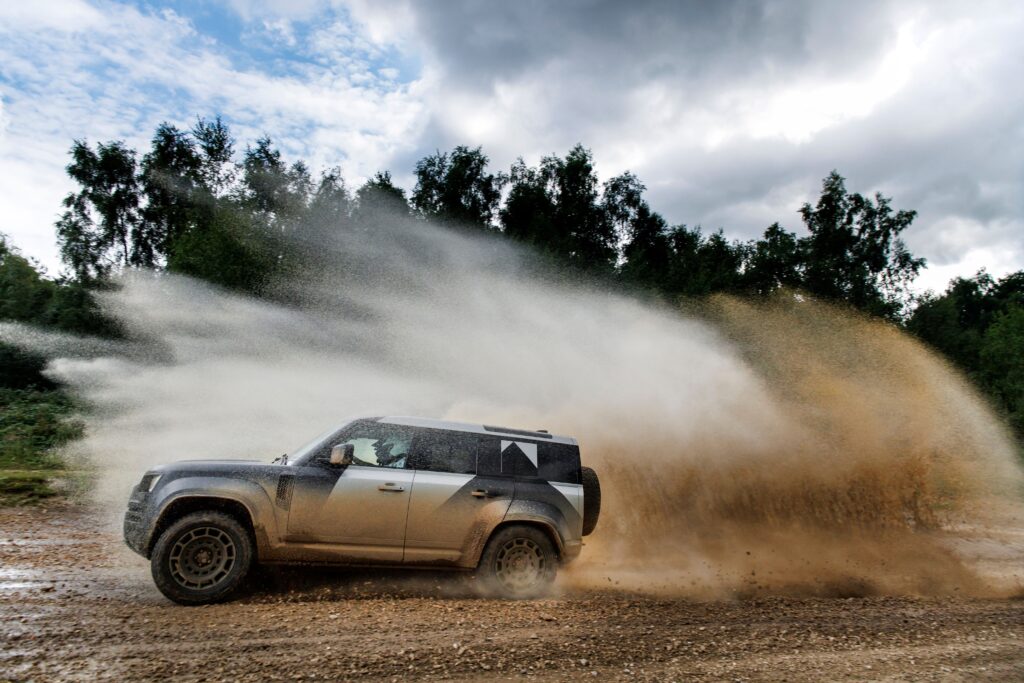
377, 415, 577, 446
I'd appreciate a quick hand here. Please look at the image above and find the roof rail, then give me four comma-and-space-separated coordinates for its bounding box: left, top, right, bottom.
482, 425, 553, 439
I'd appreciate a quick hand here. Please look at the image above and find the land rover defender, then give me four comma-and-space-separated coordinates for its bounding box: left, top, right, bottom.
124, 416, 601, 604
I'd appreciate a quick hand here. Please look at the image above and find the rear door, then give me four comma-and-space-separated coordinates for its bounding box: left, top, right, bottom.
403, 430, 513, 565
505, 439, 584, 538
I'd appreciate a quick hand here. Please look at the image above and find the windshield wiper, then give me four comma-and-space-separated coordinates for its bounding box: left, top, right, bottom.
273, 453, 289, 465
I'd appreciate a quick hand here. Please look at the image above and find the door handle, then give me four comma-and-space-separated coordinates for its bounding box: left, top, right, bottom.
378, 483, 405, 492
471, 489, 497, 498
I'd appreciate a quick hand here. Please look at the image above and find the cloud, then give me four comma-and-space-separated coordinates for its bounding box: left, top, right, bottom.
0, 0, 427, 271
370, 0, 1024, 285
1, 0, 1022, 288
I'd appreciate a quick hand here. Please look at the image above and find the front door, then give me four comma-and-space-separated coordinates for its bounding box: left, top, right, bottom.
286, 422, 415, 562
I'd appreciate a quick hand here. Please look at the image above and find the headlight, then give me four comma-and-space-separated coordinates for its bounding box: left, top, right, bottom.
139, 473, 162, 493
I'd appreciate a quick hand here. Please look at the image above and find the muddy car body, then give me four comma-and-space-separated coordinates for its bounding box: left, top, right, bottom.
124, 416, 601, 604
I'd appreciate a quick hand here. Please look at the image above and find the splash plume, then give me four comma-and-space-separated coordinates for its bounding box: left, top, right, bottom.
9, 211, 1022, 597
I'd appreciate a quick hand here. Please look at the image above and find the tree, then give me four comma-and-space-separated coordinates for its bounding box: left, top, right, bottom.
412, 146, 503, 229
140, 123, 203, 259
354, 171, 409, 220
309, 168, 352, 225
501, 145, 617, 272
0, 234, 119, 388
0, 235, 54, 324
741, 223, 801, 295
605, 172, 671, 287
500, 158, 557, 249
979, 305, 1024, 434
546, 144, 617, 271
57, 140, 152, 277
167, 204, 281, 295
193, 116, 235, 195
56, 193, 107, 283
798, 171, 924, 319
241, 136, 309, 223
906, 269, 1024, 438
296, 168, 353, 249
906, 272, 994, 371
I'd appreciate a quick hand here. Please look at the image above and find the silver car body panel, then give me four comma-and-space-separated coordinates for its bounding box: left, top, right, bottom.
284, 465, 415, 562
403, 470, 514, 566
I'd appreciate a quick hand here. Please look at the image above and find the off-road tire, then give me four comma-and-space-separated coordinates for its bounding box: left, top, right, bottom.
581, 466, 601, 536
474, 525, 557, 599
150, 511, 253, 605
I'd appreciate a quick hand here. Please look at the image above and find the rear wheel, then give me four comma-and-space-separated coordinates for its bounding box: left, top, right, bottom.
475, 525, 557, 598
150, 511, 253, 605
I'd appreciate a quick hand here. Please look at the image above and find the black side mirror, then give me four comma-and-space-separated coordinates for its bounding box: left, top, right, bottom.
329, 443, 354, 467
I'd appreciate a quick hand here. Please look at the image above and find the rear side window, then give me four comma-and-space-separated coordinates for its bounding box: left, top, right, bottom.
538, 443, 581, 484
408, 430, 478, 475
404, 428, 579, 482
507, 440, 580, 484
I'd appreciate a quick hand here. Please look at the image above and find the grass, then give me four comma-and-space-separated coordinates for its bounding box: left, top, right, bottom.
0, 470, 62, 505
0, 388, 84, 505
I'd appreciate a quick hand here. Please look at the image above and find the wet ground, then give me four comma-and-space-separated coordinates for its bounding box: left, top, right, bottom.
1, 504, 1022, 681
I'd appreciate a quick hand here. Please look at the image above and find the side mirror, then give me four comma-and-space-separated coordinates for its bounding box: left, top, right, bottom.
330, 443, 354, 467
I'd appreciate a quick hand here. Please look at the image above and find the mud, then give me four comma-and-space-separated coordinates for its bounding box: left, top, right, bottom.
2, 505, 1022, 682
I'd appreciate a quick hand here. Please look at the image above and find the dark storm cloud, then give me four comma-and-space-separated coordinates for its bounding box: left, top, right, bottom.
409, 0, 896, 91
384, 0, 1023, 288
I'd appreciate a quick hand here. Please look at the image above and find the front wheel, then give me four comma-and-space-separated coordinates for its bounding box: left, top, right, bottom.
150, 511, 253, 605
474, 525, 557, 598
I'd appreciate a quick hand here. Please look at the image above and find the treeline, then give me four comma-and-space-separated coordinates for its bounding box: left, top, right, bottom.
0, 116, 1021, 438
50, 117, 923, 321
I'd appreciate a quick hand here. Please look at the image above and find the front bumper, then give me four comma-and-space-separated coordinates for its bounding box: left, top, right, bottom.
123, 486, 150, 556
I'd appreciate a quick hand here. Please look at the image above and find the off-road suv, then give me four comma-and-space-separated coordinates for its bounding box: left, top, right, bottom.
124, 416, 601, 604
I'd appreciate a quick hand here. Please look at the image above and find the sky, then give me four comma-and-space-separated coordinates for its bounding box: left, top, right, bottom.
1, 0, 1022, 292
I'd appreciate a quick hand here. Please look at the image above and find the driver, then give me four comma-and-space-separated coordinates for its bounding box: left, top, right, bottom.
373, 438, 408, 468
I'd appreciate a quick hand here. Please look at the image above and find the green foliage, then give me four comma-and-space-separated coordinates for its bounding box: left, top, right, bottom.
242, 136, 311, 225
167, 203, 283, 295
500, 158, 558, 251
0, 470, 61, 506
412, 146, 503, 229
742, 223, 802, 295
798, 171, 924, 319
57, 139, 150, 278
980, 306, 1024, 434
0, 388, 83, 470
140, 122, 204, 256
908, 271, 1024, 434
0, 234, 119, 390
354, 171, 410, 221
502, 144, 617, 272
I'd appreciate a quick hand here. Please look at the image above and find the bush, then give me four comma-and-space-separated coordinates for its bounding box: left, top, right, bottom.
0, 388, 83, 470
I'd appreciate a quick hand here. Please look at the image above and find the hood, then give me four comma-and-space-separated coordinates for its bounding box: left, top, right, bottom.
151, 459, 277, 476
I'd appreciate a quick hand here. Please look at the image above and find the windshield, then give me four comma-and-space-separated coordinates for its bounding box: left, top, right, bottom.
286, 423, 350, 465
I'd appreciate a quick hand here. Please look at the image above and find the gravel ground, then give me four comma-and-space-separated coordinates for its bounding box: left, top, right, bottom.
1, 505, 1022, 682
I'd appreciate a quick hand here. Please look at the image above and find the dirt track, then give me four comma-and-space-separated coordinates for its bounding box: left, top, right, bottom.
1, 505, 1022, 682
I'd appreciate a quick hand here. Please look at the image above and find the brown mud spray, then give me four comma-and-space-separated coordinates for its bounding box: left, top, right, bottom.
5, 212, 1022, 598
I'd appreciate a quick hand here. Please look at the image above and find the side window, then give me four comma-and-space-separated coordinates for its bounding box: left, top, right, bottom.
332, 423, 412, 469
409, 431, 476, 474
505, 440, 580, 484
476, 436, 504, 476
537, 443, 581, 484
